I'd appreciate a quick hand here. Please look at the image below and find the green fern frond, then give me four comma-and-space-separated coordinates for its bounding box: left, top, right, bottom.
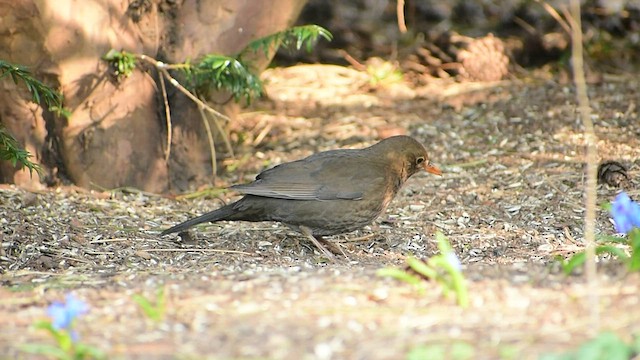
242, 25, 332, 58
0, 125, 42, 175
0, 60, 63, 109
187, 25, 331, 104
0, 60, 62, 176
183, 55, 264, 103
102, 25, 332, 105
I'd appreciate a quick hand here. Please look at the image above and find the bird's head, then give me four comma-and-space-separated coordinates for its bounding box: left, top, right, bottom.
376, 135, 442, 180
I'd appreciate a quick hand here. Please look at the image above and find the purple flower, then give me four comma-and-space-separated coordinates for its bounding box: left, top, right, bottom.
47, 294, 88, 332
611, 192, 640, 234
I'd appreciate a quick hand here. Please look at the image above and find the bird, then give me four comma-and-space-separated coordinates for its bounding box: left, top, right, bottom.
161, 135, 442, 258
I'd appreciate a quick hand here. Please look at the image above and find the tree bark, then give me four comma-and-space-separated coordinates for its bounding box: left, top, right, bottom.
0, 0, 307, 192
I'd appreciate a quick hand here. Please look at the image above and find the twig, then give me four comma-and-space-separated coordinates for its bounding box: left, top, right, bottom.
136, 55, 236, 176
339, 50, 367, 71
205, 103, 234, 158
197, 104, 217, 176
512, 16, 537, 35
569, 0, 599, 333
397, 0, 407, 33
60, 256, 94, 264
143, 248, 253, 255
448, 159, 488, 168
158, 67, 172, 162
87, 183, 163, 197
252, 121, 272, 146
174, 187, 227, 200
154, 65, 231, 131
335, 233, 376, 243
89, 238, 143, 244
538, 0, 572, 35
4, 270, 63, 277
159, 64, 235, 163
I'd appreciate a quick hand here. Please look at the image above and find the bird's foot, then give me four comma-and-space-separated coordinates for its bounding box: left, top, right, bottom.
299, 226, 346, 261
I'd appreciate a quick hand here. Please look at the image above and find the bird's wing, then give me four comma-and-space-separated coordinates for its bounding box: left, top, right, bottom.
230, 150, 384, 201
231, 182, 359, 200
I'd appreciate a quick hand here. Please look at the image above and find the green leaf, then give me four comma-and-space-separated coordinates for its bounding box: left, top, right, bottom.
0, 124, 43, 176
181, 54, 264, 104
379, 232, 468, 307
132, 286, 166, 322
407, 344, 445, 360
406, 256, 438, 279
541, 332, 633, 360
19, 343, 71, 360
498, 345, 519, 360
241, 25, 332, 59
539, 352, 573, 360
432, 232, 469, 307
436, 231, 453, 253
595, 234, 627, 244
596, 245, 629, 260
0, 60, 63, 109
34, 322, 73, 352
75, 343, 107, 360
407, 342, 476, 360
575, 332, 632, 360
632, 333, 640, 352
628, 249, 640, 271
0, 60, 66, 177
102, 50, 137, 77
630, 229, 640, 249
450, 342, 475, 360
428, 255, 469, 307
376, 267, 423, 287
562, 245, 631, 274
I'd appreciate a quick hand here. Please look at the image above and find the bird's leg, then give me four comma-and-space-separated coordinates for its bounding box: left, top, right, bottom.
324, 236, 351, 261
299, 226, 336, 260
317, 236, 349, 260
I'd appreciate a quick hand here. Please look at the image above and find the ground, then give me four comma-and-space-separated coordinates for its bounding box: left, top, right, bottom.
1, 66, 640, 359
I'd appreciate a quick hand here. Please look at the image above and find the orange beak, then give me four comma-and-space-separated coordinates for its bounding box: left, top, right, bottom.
424, 160, 442, 176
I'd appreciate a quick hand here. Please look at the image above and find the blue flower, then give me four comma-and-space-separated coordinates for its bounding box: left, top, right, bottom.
611, 192, 640, 234
445, 251, 462, 271
47, 294, 88, 331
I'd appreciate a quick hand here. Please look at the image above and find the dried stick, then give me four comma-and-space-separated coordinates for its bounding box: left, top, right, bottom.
137, 55, 235, 176
205, 103, 234, 158
397, 0, 407, 33
538, 0, 572, 35
569, 0, 599, 332
137, 56, 231, 124
157, 68, 172, 162
197, 105, 217, 176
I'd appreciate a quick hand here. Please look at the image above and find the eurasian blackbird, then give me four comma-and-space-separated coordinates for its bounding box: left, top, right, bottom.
161, 135, 442, 258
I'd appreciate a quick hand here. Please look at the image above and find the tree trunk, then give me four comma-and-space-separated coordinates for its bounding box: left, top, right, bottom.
0, 0, 307, 192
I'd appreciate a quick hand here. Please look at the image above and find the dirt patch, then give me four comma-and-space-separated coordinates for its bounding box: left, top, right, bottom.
1, 68, 639, 359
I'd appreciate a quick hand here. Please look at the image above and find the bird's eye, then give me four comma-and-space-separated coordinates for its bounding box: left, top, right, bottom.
416, 156, 425, 165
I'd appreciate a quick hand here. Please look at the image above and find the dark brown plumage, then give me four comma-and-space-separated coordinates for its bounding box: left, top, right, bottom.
161, 135, 442, 258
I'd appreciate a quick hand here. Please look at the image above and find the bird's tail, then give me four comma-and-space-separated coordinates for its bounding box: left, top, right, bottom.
160, 203, 236, 236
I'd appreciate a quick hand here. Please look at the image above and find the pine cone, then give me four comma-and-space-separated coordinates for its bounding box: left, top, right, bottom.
456, 34, 509, 81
